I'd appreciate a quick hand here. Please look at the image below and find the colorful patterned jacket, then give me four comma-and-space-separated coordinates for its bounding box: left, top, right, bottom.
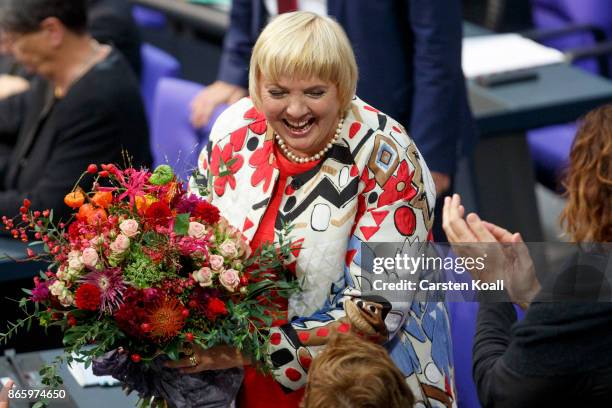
191, 96, 456, 407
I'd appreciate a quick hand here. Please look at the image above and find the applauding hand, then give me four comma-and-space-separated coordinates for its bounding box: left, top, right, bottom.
442, 194, 541, 308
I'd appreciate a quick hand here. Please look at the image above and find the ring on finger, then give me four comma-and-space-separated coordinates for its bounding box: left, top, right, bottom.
183, 343, 194, 356
189, 355, 199, 367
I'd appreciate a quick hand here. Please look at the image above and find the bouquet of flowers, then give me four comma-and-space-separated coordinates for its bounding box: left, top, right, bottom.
0, 163, 298, 408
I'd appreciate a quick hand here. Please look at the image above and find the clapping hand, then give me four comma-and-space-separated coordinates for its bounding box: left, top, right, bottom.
442, 194, 541, 308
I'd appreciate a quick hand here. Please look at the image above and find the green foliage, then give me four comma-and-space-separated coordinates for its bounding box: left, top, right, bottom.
173, 213, 190, 236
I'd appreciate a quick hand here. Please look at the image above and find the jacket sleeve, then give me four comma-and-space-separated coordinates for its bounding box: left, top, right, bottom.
217, 0, 257, 88
472, 302, 516, 407
267, 135, 438, 390
0, 87, 29, 145
407, 0, 466, 175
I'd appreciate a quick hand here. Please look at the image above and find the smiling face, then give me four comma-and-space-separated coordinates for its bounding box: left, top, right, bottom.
259, 75, 342, 158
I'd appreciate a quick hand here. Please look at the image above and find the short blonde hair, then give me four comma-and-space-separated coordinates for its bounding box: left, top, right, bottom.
249, 11, 358, 113
301, 334, 414, 408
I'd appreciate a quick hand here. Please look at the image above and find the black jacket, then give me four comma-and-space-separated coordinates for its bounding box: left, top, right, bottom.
473, 250, 612, 407
0, 49, 151, 220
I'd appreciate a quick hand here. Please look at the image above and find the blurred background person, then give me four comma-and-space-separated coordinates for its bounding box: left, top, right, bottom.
0, 0, 142, 87
442, 104, 612, 407
189, 0, 477, 240
0, 0, 151, 220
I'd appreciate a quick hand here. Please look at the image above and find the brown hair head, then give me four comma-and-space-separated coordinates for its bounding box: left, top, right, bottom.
301, 333, 414, 408
560, 104, 612, 242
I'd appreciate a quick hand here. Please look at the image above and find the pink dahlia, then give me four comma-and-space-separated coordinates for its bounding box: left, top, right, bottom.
82, 268, 125, 313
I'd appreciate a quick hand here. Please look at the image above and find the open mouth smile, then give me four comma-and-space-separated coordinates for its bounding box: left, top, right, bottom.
283, 118, 315, 136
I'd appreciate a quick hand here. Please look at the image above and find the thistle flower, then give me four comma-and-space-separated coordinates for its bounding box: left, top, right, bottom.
82, 268, 125, 313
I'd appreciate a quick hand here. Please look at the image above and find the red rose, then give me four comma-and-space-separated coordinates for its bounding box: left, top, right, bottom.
75, 284, 101, 311
205, 297, 228, 321
193, 201, 220, 225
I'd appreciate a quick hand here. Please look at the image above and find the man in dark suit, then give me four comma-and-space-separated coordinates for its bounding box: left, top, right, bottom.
190, 0, 476, 240
0, 0, 151, 220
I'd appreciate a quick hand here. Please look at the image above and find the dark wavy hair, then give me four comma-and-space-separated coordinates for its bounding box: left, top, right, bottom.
560, 105, 612, 242
0, 0, 88, 34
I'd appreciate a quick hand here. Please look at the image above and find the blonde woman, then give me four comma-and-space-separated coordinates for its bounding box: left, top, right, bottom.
179, 11, 455, 408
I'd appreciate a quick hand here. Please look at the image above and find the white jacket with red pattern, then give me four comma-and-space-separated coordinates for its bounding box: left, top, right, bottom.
190, 96, 456, 407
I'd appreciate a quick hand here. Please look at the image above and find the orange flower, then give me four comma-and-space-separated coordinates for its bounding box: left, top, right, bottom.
135, 195, 157, 213
77, 203, 95, 222
91, 191, 113, 208
64, 190, 85, 209
76, 204, 107, 224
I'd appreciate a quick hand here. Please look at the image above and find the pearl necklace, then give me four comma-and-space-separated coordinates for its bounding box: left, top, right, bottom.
275, 117, 345, 163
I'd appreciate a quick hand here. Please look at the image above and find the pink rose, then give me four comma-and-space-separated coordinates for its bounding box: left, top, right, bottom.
188, 222, 207, 239
110, 234, 130, 253
209, 254, 224, 271
81, 247, 99, 269
237, 239, 251, 258
219, 269, 240, 292
68, 256, 83, 271
219, 240, 238, 259
119, 219, 140, 238
193, 267, 213, 287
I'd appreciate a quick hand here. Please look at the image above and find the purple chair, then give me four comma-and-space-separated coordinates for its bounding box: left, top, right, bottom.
448, 301, 481, 408
530, 0, 612, 74
527, 123, 576, 192
150, 78, 228, 180
527, 0, 612, 191
140, 43, 181, 123
132, 5, 167, 29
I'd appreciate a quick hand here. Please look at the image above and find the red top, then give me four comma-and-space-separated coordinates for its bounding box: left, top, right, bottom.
238, 144, 319, 408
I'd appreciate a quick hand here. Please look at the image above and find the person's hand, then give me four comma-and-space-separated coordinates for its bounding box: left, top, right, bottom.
164, 344, 250, 374
0, 75, 29, 100
442, 194, 540, 307
0, 379, 14, 408
190, 81, 247, 128
431, 171, 451, 197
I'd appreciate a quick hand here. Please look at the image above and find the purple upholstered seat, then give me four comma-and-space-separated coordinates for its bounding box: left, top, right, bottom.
527, 123, 576, 191
531, 0, 612, 73
527, 0, 611, 190
140, 44, 181, 123
150, 78, 228, 180
132, 5, 167, 29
